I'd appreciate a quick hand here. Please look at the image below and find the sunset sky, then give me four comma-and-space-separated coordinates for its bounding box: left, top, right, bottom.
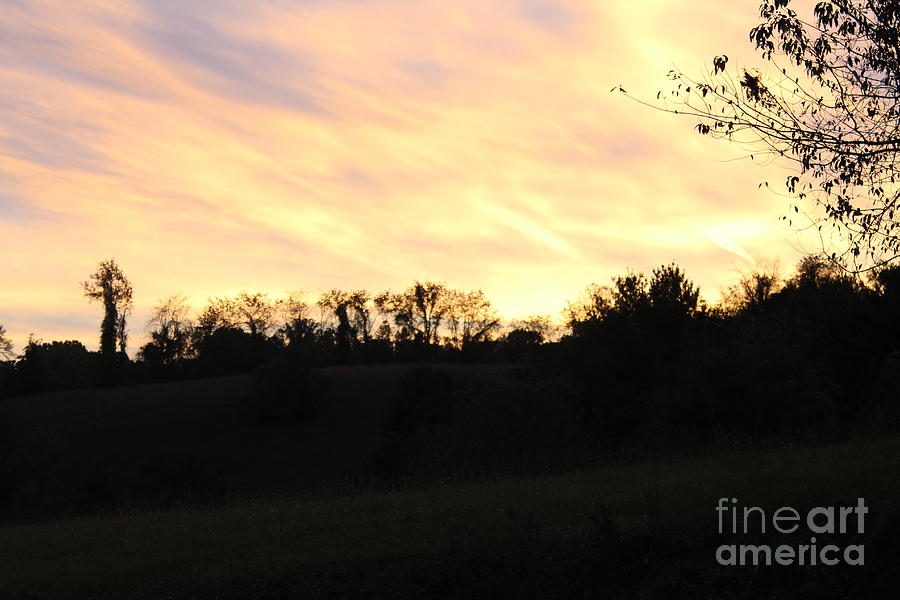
1, 0, 812, 353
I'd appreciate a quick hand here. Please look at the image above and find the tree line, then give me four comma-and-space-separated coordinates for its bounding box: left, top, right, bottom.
3, 253, 900, 454
0, 259, 557, 396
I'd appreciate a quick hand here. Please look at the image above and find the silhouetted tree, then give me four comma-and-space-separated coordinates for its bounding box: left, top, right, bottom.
376, 281, 451, 353
445, 289, 500, 351
82, 259, 132, 364
721, 261, 783, 313
565, 283, 615, 333
232, 292, 276, 338
503, 329, 543, 362
318, 290, 358, 363
0, 325, 13, 361
276, 293, 317, 345
347, 290, 374, 358
627, 0, 900, 267
194, 292, 275, 341
510, 315, 559, 343
193, 297, 233, 346
191, 293, 276, 374
138, 295, 194, 370
648, 263, 700, 321
611, 271, 651, 318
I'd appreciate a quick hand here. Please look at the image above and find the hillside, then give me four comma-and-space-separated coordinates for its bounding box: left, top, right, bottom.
0, 364, 516, 517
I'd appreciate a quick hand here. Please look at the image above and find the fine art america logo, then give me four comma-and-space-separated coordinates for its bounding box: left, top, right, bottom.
715, 498, 867, 566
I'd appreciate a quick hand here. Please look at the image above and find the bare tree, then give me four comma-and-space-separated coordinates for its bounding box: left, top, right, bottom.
232, 292, 275, 338
445, 289, 500, 349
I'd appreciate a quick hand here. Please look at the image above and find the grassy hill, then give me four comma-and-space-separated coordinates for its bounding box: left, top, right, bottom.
0, 364, 516, 516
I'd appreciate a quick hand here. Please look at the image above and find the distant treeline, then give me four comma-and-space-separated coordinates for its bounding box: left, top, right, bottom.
0, 277, 557, 397
2, 257, 900, 411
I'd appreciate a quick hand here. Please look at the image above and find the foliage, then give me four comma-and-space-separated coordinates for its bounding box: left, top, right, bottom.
627, 0, 900, 267
444, 289, 501, 351
721, 260, 783, 313
195, 327, 270, 375
14, 339, 98, 393
138, 295, 194, 373
196, 292, 276, 339
375, 281, 451, 349
561, 258, 894, 453
82, 259, 132, 358
317, 289, 373, 363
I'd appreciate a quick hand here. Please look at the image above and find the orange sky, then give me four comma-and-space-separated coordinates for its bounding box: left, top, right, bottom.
1, 0, 814, 353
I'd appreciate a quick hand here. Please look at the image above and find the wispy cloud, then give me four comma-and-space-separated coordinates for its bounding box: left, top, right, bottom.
0, 0, 804, 351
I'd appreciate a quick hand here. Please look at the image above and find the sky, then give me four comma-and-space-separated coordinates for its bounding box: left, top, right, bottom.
0, 0, 813, 353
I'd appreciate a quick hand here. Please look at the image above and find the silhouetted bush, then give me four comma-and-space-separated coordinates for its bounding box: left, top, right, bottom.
196, 327, 271, 375
15, 340, 98, 393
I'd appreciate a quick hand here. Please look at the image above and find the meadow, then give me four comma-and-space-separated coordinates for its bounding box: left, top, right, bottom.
0, 368, 897, 598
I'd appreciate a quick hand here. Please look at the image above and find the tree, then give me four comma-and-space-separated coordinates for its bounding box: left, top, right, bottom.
444, 289, 500, 350
625, 0, 900, 268
195, 292, 275, 340
721, 261, 783, 312
232, 292, 276, 338
375, 281, 451, 348
194, 296, 235, 344
318, 289, 358, 363
82, 259, 133, 357
567, 264, 700, 331
347, 290, 374, 350
139, 295, 194, 366
0, 325, 13, 361
508, 314, 558, 344
565, 283, 615, 331
648, 263, 701, 320
276, 292, 318, 347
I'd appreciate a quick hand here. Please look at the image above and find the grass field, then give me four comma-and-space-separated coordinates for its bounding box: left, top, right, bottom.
2, 434, 898, 598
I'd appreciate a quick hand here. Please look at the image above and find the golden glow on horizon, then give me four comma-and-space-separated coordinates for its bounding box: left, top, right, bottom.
1, 0, 809, 352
